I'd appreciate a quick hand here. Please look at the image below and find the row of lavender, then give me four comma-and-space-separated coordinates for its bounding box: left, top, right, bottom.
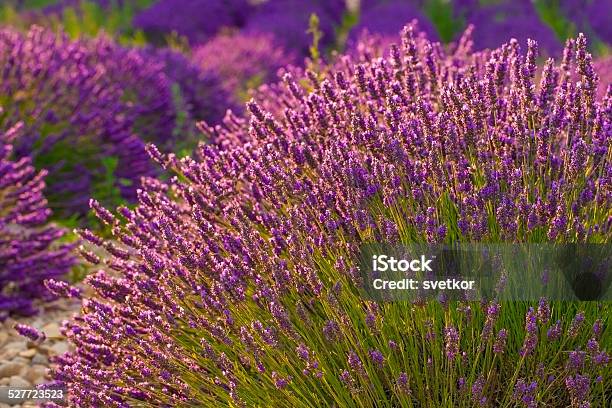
0, 23, 244, 315
32, 24, 611, 406
35, 0, 612, 54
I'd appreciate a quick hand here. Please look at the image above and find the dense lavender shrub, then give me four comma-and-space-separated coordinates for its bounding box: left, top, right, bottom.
559, 0, 611, 45
0, 26, 223, 219
243, 0, 345, 55
454, 0, 561, 55
133, 0, 252, 44
351, 0, 438, 44
192, 31, 295, 100
0, 122, 74, 319
142, 46, 233, 135
49, 26, 610, 407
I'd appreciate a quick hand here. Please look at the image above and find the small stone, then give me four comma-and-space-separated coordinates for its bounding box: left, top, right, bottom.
3, 317, 17, 331
0, 362, 24, 378
24, 365, 47, 384
0, 341, 27, 360
31, 353, 48, 365
18, 349, 36, 358
9, 375, 31, 388
41, 323, 61, 339
47, 342, 69, 356
0, 331, 8, 347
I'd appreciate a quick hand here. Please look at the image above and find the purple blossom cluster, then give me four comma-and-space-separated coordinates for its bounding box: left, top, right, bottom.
0, 26, 227, 219
0, 122, 74, 319
48, 25, 610, 406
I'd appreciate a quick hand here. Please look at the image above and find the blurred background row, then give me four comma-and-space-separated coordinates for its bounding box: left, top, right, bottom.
2, 1, 610, 54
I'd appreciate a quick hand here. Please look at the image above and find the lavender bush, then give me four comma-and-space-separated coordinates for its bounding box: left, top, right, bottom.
351, 0, 438, 44
243, 0, 345, 55
141, 46, 233, 138
47, 26, 609, 406
0, 26, 226, 220
133, 0, 252, 45
0, 121, 74, 319
558, 0, 611, 46
192, 31, 295, 101
455, 0, 561, 55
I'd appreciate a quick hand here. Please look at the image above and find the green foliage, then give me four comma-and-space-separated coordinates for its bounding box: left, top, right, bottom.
308, 13, 323, 64
424, 0, 463, 43
0, 0, 153, 45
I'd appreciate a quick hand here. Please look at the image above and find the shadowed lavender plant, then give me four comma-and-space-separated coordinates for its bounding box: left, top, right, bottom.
350, 0, 438, 46
0, 26, 226, 221
46, 25, 609, 407
454, 0, 561, 55
0, 121, 74, 319
133, 0, 252, 45
243, 0, 345, 55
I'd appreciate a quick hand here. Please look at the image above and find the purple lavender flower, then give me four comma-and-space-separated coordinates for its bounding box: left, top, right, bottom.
537, 297, 550, 324
396, 372, 411, 394
513, 378, 538, 408
471, 375, 487, 406
567, 350, 586, 371
271, 371, 291, 389
547, 320, 562, 342
568, 312, 585, 338
520, 307, 538, 357
369, 349, 384, 368
444, 325, 460, 360
14, 323, 46, 342
565, 374, 591, 406
0, 123, 74, 319
493, 329, 508, 354
592, 319, 602, 337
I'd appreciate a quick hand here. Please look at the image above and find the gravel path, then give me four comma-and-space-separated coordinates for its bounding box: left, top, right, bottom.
0, 298, 81, 408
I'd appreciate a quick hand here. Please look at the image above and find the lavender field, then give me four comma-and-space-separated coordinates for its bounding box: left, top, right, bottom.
0, 1, 610, 407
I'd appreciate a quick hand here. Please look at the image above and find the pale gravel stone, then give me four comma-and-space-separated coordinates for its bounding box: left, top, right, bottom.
41, 323, 61, 339
8, 375, 31, 388
47, 342, 69, 356
0, 297, 81, 402
30, 353, 48, 365
0, 362, 23, 379
24, 365, 47, 384
17, 350, 36, 359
